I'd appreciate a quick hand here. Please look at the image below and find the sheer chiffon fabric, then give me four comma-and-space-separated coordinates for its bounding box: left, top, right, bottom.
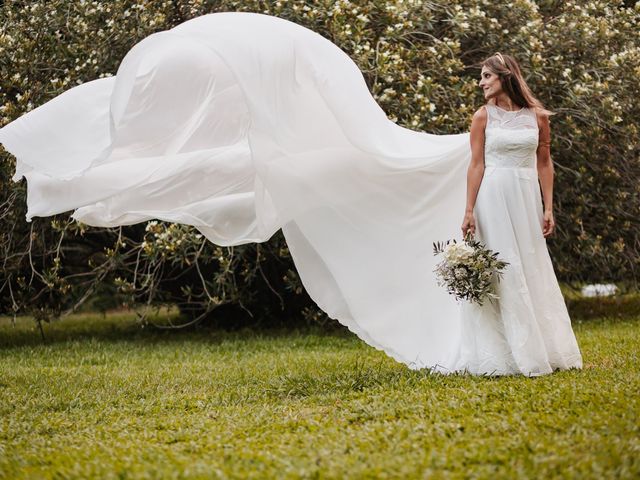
0, 12, 582, 376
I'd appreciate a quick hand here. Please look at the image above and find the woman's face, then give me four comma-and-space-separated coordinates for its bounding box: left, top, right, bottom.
479, 66, 502, 100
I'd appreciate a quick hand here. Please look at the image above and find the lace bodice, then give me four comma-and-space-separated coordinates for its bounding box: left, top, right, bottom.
484, 104, 539, 169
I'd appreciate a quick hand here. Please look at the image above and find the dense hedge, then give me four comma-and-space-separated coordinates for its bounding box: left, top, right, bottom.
1, 0, 638, 325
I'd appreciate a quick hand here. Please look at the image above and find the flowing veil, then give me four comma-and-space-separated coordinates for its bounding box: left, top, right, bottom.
0, 12, 472, 372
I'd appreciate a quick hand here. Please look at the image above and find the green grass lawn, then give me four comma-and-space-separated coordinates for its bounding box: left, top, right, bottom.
0, 311, 638, 479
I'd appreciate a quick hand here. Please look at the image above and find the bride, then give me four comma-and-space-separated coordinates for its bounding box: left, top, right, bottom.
0, 12, 582, 377
455, 52, 583, 376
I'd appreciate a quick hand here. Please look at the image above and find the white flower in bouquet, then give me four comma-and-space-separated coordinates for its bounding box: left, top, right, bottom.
454, 267, 468, 280
443, 242, 475, 263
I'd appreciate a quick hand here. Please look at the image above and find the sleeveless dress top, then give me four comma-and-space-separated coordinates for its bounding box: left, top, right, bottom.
484, 104, 539, 169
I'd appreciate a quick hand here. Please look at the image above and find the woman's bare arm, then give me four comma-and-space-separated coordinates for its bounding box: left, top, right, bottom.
536, 112, 554, 211
536, 111, 555, 237
461, 107, 487, 237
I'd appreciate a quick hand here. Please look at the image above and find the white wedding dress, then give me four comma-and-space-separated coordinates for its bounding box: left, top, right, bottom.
0, 12, 582, 376
452, 105, 583, 376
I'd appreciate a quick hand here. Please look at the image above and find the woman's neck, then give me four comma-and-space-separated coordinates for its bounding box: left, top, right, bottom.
492, 95, 520, 111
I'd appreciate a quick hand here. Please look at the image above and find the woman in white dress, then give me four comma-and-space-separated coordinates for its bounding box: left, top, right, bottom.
0, 13, 582, 377
454, 53, 583, 376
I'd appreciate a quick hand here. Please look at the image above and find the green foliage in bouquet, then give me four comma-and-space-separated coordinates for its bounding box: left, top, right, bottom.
433, 233, 509, 306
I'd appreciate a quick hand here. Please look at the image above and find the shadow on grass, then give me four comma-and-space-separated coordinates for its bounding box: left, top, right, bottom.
2, 295, 637, 350
566, 294, 640, 320
0, 310, 352, 350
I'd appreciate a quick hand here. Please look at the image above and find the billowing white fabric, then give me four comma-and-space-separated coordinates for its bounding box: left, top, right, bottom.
0, 12, 582, 375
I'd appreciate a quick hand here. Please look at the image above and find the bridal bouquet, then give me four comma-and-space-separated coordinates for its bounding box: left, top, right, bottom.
432, 232, 509, 306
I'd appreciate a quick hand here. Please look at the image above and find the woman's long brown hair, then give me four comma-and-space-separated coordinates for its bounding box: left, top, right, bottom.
482, 52, 554, 116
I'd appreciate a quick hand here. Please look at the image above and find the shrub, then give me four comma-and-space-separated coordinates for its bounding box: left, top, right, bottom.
1, 0, 638, 325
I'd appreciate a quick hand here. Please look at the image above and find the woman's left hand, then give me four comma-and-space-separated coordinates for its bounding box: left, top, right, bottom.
542, 210, 555, 237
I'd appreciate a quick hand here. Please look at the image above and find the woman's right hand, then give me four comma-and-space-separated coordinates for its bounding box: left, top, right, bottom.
461, 211, 476, 238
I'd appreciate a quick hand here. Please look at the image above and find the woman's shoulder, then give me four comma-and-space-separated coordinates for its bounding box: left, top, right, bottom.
473, 105, 489, 120
530, 107, 551, 128
470, 105, 489, 132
